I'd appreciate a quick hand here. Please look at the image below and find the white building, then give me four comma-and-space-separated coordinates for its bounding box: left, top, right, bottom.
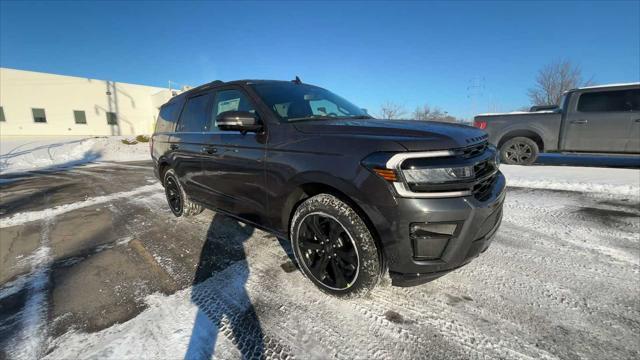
0, 67, 176, 136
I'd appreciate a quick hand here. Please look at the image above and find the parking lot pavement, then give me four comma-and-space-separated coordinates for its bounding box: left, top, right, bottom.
1, 162, 639, 359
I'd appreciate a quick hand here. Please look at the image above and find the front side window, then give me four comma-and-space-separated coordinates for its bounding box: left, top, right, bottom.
176, 93, 212, 132
251, 82, 369, 122
577, 90, 631, 112
0, 106, 5, 122
211, 89, 255, 130
106, 112, 118, 125
74, 110, 87, 124
32, 108, 47, 123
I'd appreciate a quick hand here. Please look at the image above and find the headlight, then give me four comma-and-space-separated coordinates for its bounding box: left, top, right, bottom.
402, 165, 475, 184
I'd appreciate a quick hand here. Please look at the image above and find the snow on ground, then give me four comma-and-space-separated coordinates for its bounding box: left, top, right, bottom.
501, 164, 640, 196
0, 136, 150, 174
39, 166, 640, 359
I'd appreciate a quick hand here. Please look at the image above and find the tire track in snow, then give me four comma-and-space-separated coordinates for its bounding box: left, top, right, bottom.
0, 184, 162, 228
5, 219, 53, 360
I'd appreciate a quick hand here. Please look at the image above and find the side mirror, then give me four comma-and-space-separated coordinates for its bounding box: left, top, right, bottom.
216, 111, 262, 132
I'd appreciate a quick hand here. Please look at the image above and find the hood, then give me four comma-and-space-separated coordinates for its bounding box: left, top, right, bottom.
293, 119, 488, 151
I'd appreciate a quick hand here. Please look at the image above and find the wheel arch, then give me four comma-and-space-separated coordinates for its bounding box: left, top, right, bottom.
157, 160, 170, 185
497, 129, 545, 152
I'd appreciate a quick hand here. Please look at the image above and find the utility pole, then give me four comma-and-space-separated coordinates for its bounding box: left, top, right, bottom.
467, 76, 485, 121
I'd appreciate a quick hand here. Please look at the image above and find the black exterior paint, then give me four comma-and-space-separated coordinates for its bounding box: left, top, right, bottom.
152, 80, 505, 286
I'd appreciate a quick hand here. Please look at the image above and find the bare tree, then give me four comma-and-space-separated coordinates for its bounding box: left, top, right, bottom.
379, 102, 406, 119
413, 104, 431, 120
528, 59, 594, 106
413, 103, 459, 123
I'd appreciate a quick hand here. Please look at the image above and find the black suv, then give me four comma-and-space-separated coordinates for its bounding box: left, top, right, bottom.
151, 79, 505, 297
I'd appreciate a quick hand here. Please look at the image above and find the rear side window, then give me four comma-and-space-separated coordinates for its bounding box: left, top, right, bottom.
155, 101, 182, 133
176, 93, 212, 132
577, 90, 631, 112
629, 89, 640, 111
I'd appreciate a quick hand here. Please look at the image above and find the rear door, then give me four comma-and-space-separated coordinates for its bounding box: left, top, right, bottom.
169, 91, 214, 200
199, 87, 268, 224
563, 89, 631, 153
626, 89, 640, 153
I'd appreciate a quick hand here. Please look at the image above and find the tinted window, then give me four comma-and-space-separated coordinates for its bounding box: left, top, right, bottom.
74, 110, 87, 124
629, 89, 640, 111
177, 93, 212, 132
211, 89, 255, 130
578, 90, 631, 112
155, 101, 182, 133
32, 108, 46, 123
0, 106, 5, 122
106, 112, 118, 125
252, 82, 368, 122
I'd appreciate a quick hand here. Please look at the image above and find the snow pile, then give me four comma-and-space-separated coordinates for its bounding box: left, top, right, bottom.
501, 164, 640, 197
0, 136, 150, 174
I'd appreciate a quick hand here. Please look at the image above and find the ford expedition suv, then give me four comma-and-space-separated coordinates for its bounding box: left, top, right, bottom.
474, 83, 640, 165
152, 79, 505, 297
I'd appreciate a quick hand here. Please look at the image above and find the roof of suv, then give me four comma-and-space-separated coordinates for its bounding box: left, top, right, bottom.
175, 79, 299, 99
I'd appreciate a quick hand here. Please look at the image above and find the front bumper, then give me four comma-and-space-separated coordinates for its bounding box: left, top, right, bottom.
375, 172, 506, 287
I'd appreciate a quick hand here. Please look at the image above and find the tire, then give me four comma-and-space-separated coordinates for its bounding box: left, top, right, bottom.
163, 168, 204, 217
500, 137, 539, 165
290, 194, 381, 298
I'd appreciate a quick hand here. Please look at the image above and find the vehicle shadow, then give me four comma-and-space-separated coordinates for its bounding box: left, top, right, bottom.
185, 213, 265, 359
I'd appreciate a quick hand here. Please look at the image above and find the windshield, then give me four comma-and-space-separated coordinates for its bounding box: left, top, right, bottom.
251, 82, 371, 122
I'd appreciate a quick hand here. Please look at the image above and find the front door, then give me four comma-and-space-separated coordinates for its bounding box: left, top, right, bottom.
563, 89, 632, 153
199, 87, 268, 224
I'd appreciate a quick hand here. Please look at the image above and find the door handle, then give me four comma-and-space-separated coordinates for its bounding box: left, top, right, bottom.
169, 144, 179, 150
202, 146, 217, 154
634, 118, 640, 123
571, 119, 588, 125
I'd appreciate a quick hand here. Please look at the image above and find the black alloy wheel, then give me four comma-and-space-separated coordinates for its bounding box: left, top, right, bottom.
165, 176, 182, 215
297, 212, 359, 290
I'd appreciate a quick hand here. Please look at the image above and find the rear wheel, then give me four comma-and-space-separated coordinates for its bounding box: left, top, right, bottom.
500, 137, 539, 165
163, 169, 203, 217
290, 194, 381, 297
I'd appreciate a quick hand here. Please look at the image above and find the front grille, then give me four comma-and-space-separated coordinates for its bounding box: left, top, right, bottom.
457, 141, 488, 159
472, 173, 498, 201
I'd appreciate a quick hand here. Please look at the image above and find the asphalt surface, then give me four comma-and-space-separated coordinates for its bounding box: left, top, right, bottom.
0, 161, 638, 359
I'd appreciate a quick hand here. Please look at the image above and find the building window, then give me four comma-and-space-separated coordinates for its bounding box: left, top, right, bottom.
74, 110, 87, 124
0, 106, 5, 122
106, 112, 118, 125
32, 108, 47, 123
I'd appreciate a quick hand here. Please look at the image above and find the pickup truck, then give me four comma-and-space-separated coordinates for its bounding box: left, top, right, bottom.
473, 83, 640, 165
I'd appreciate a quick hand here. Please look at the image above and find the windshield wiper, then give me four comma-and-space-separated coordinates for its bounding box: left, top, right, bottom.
288, 114, 374, 122
287, 115, 337, 122
346, 115, 373, 119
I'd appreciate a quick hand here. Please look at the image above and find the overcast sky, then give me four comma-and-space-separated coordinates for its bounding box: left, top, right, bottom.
1, 1, 638, 119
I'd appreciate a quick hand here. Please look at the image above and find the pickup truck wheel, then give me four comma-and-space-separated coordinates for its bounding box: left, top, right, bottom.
501, 137, 539, 165
163, 169, 204, 217
290, 194, 381, 298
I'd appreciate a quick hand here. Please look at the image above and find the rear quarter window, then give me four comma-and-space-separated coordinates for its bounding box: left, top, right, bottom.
155, 101, 183, 133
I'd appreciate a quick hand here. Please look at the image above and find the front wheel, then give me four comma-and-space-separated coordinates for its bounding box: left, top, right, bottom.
290, 194, 381, 298
500, 137, 539, 165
